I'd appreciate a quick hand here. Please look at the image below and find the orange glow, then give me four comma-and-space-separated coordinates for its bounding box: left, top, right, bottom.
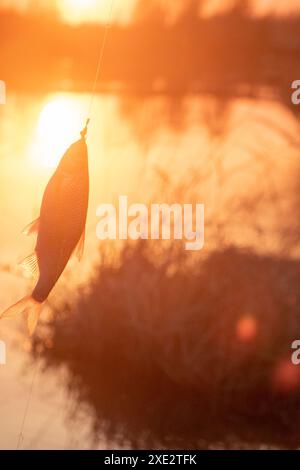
30, 96, 86, 168
272, 359, 300, 393
236, 315, 257, 342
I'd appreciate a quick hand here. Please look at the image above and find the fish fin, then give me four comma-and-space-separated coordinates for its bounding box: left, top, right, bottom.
0, 296, 32, 319
22, 218, 40, 236
18, 252, 39, 280
75, 230, 85, 262
0, 296, 43, 335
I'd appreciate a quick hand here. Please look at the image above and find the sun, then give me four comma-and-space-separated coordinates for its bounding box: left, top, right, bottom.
30, 95, 86, 169
58, 0, 138, 25
60, 0, 107, 24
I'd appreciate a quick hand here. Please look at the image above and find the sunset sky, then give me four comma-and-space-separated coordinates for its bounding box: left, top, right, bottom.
0, 0, 300, 24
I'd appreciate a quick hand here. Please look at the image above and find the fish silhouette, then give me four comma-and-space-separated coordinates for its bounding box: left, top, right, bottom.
0, 127, 89, 334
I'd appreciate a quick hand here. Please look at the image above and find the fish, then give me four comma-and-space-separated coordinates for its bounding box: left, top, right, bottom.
0, 128, 89, 335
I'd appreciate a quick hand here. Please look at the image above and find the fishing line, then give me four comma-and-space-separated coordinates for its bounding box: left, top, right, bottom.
87, 0, 115, 122
16, 0, 115, 450
16, 360, 38, 450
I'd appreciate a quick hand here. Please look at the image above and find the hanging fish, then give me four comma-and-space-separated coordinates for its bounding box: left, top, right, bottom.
0, 123, 90, 335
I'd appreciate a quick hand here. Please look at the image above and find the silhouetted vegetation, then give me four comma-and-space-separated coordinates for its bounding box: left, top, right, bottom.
31, 240, 300, 449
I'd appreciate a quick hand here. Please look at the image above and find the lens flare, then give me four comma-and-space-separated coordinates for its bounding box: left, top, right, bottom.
236, 315, 257, 342
272, 359, 300, 393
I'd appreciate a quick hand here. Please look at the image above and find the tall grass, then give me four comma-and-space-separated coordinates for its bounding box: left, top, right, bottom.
32, 241, 300, 448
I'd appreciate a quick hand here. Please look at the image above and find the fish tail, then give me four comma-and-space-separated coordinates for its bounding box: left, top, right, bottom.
0, 296, 43, 336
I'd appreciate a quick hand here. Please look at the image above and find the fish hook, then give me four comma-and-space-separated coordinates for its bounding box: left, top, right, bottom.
80, 118, 90, 140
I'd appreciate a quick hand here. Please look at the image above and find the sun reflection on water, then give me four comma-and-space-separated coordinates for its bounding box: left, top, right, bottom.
30, 95, 87, 168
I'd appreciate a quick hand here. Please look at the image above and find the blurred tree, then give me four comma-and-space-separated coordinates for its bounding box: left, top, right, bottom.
230, 0, 252, 15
